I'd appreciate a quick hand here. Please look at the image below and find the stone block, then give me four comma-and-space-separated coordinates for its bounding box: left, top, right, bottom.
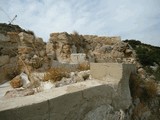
0, 95, 49, 120
90, 63, 122, 81
70, 53, 86, 64
90, 63, 136, 109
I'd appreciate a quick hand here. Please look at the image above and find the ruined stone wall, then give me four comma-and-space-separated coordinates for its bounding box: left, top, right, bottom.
0, 32, 19, 83
0, 24, 137, 84
0, 24, 47, 84
47, 32, 136, 64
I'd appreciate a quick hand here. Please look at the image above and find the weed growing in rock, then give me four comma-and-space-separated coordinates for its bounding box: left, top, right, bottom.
44, 68, 68, 82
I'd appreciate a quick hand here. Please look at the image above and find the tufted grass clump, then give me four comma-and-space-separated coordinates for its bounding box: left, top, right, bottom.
44, 68, 68, 82
77, 62, 90, 71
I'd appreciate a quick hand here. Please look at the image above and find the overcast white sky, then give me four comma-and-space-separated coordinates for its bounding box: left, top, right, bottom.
0, 0, 160, 46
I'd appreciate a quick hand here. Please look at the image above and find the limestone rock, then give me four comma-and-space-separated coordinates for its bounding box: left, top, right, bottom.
77, 70, 90, 80
5, 88, 34, 98
46, 42, 54, 54
70, 53, 86, 64
83, 105, 125, 120
20, 72, 30, 87
113, 42, 127, 52
39, 50, 46, 57
57, 32, 69, 40
0, 55, 10, 66
29, 72, 45, 82
18, 46, 33, 54
40, 81, 55, 90
0, 33, 10, 41
19, 32, 34, 43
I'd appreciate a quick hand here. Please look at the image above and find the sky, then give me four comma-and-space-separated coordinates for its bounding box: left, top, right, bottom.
0, 0, 160, 46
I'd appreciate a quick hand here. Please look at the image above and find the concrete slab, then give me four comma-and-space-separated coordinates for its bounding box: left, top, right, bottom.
0, 81, 13, 97
0, 63, 136, 120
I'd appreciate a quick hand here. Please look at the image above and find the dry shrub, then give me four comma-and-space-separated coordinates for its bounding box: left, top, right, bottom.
129, 74, 142, 99
132, 102, 150, 119
10, 75, 22, 88
77, 62, 90, 71
143, 80, 158, 98
129, 73, 158, 102
44, 68, 68, 82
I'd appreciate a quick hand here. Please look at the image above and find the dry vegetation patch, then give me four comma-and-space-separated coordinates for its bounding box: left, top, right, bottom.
44, 68, 69, 82
129, 74, 158, 102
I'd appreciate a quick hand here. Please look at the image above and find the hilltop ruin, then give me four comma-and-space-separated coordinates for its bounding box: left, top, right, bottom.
0, 24, 159, 120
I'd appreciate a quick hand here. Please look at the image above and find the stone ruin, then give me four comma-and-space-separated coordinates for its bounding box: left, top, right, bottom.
1, 23, 152, 120
0, 23, 138, 88
0, 24, 46, 84
0, 63, 137, 120
47, 32, 135, 64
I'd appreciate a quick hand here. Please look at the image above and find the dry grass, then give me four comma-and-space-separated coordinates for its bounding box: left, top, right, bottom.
132, 102, 150, 119
77, 62, 90, 71
129, 74, 142, 99
44, 68, 68, 82
143, 80, 158, 98
129, 74, 158, 102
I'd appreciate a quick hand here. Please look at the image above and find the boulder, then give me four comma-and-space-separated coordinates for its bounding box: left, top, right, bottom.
125, 49, 132, 54
111, 50, 124, 58
0, 55, 10, 66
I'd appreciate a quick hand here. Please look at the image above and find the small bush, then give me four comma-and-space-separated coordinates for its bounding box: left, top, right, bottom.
77, 62, 90, 71
143, 80, 158, 98
129, 74, 158, 102
129, 74, 142, 99
44, 68, 68, 82
27, 30, 35, 36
